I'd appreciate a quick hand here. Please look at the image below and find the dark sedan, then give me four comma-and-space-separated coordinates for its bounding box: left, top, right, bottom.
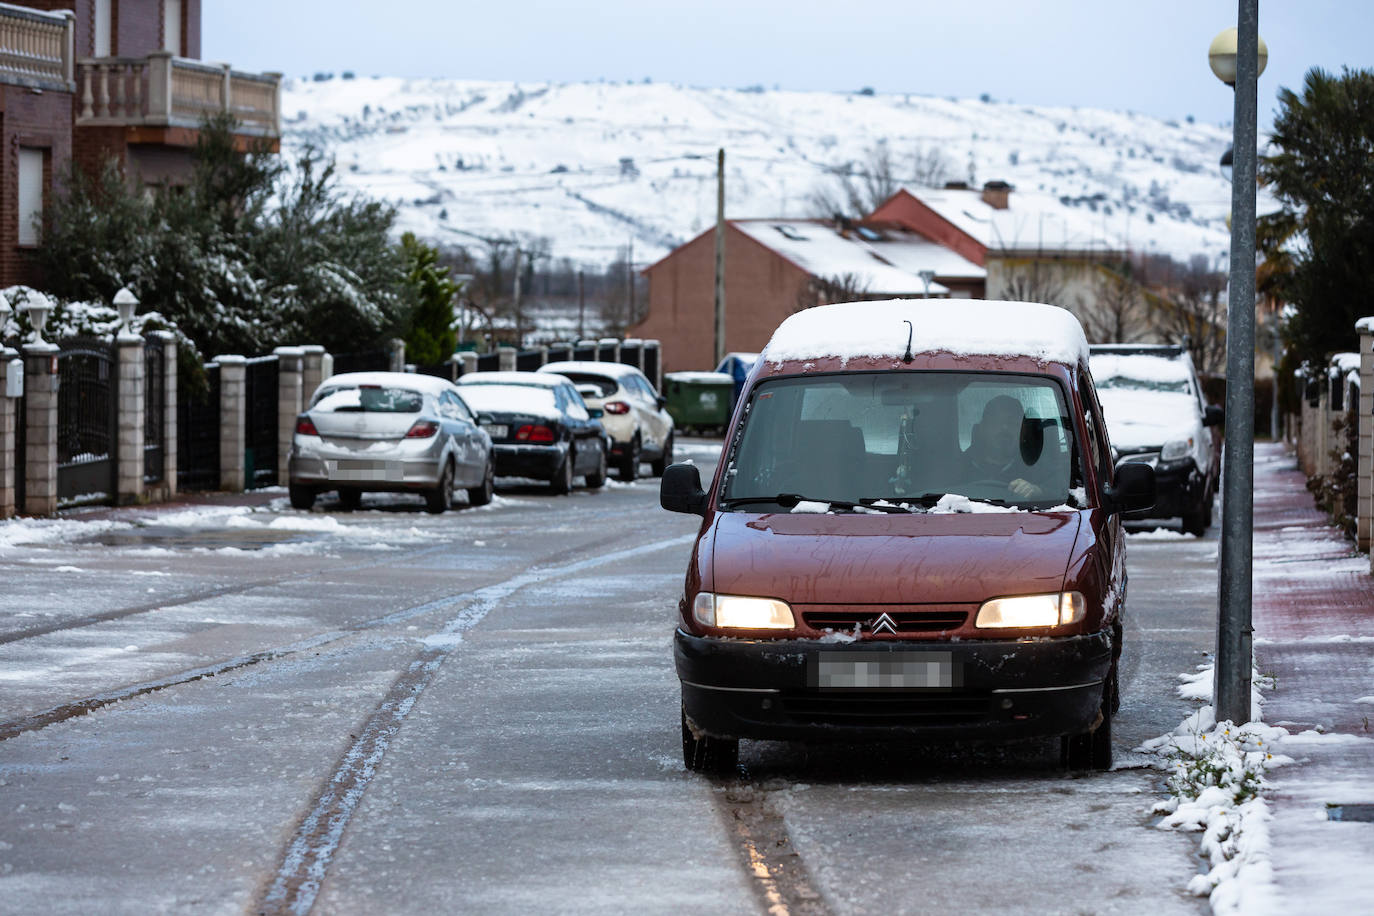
456, 372, 610, 493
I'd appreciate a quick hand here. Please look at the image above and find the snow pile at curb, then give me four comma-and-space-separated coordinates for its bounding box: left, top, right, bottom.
1136, 664, 1294, 913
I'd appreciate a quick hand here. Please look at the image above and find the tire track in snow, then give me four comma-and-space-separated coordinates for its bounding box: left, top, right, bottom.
256, 533, 695, 915
711, 778, 831, 916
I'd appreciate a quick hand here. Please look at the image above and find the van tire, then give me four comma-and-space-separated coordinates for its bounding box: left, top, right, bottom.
1061, 682, 1113, 771
681, 707, 738, 774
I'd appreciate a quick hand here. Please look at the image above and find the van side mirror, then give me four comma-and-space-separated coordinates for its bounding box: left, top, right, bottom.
1203, 405, 1224, 427
1104, 462, 1155, 515
661, 463, 708, 516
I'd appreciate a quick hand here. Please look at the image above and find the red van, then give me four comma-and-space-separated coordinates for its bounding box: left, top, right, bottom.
660, 300, 1154, 772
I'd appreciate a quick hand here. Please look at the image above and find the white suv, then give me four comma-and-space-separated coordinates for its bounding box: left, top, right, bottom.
539, 361, 675, 480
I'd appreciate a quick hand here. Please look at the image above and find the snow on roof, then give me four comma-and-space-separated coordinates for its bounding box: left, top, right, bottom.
763, 299, 1089, 366
455, 384, 560, 419
901, 186, 1128, 254
1089, 353, 1192, 384
540, 360, 644, 379
732, 220, 952, 295
321, 371, 455, 395
458, 370, 569, 388
856, 231, 986, 279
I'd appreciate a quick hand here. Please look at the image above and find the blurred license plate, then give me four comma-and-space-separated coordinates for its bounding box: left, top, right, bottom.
483, 424, 508, 438
327, 459, 403, 481
811, 651, 957, 689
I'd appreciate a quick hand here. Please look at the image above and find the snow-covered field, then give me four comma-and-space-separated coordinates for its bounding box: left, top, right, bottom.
283, 77, 1252, 268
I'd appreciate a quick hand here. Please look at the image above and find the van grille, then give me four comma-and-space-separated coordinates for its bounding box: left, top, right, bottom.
780, 691, 990, 726
800, 607, 971, 635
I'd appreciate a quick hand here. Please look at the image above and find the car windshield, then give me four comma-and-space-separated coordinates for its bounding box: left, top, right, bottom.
312, 385, 424, 413
721, 372, 1080, 511
555, 373, 617, 398
1090, 354, 1192, 395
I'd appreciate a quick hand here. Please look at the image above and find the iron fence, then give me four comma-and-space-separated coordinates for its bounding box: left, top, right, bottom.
177, 363, 220, 491
57, 337, 116, 503
244, 355, 278, 489
143, 340, 165, 483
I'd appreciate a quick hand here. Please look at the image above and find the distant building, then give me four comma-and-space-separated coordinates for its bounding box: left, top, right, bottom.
0, 0, 281, 287
634, 218, 983, 372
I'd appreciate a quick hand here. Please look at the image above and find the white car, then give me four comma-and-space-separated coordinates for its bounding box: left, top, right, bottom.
538, 361, 675, 480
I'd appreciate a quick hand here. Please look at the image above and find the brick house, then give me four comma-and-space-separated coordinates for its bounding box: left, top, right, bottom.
634, 218, 983, 372
0, 0, 280, 287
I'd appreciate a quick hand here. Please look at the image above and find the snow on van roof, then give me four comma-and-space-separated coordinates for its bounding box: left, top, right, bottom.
762, 299, 1089, 366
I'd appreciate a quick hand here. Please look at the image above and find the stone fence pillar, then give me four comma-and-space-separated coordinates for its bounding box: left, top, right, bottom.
388, 339, 406, 373
0, 346, 19, 518
459, 352, 477, 376
301, 345, 328, 404
535, 345, 548, 367
151, 332, 178, 498
217, 355, 247, 491
22, 343, 58, 515
1357, 319, 1373, 554
115, 333, 145, 504
498, 346, 517, 372
275, 347, 305, 484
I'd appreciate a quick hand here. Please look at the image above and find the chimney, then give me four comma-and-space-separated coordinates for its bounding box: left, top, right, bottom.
981, 180, 1012, 210
943, 181, 970, 191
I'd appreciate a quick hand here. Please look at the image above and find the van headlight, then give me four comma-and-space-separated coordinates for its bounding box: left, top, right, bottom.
975, 592, 1085, 628
1160, 437, 1194, 462
693, 592, 795, 629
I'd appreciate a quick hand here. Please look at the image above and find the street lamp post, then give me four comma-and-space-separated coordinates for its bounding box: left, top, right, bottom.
1209, 9, 1265, 725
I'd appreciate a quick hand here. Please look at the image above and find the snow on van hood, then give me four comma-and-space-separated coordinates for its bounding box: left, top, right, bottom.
709, 510, 1081, 606
762, 299, 1089, 367
1097, 388, 1199, 450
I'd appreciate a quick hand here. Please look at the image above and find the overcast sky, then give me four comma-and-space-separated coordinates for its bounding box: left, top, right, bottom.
206, 1, 1372, 128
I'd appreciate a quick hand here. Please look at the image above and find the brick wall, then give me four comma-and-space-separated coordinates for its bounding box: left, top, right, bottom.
0, 84, 75, 288
636, 225, 810, 372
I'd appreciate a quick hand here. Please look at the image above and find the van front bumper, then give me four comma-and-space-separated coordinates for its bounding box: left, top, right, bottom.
675, 629, 1112, 743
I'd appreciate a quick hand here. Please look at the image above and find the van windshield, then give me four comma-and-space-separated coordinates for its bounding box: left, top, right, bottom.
720, 372, 1081, 512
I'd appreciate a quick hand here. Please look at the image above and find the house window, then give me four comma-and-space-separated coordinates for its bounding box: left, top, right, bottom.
94, 0, 112, 56
163, 0, 182, 56
18, 148, 45, 247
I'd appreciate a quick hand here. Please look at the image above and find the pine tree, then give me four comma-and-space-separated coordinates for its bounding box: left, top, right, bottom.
400, 233, 458, 366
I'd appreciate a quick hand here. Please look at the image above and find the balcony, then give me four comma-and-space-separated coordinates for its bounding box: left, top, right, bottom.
77, 52, 280, 139
0, 4, 75, 92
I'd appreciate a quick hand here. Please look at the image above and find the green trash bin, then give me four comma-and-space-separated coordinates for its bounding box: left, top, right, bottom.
663, 371, 735, 434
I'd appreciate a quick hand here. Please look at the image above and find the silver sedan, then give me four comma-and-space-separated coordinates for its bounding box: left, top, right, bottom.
287, 372, 494, 513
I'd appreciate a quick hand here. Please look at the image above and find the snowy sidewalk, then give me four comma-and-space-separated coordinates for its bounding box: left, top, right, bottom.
1250, 442, 1374, 912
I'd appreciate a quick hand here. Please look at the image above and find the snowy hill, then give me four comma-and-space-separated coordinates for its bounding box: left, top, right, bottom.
282, 76, 1249, 269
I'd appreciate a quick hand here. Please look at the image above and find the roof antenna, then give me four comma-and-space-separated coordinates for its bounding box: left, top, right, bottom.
901, 320, 914, 363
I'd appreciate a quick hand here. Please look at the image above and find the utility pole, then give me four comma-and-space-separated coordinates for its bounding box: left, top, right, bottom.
512, 246, 522, 347
626, 236, 635, 326
714, 147, 726, 367
577, 269, 585, 341
1213, 2, 1261, 725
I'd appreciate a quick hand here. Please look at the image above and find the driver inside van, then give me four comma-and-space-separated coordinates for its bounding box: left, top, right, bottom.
961, 395, 1049, 501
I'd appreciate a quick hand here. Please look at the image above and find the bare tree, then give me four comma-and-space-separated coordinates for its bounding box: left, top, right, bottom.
909, 143, 952, 189
795, 272, 871, 312
1151, 255, 1228, 376
996, 261, 1066, 306
807, 142, 950, 220
1078, 263, 1148, 343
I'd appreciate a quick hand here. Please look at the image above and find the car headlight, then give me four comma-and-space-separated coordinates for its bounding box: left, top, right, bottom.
693, 592, 795, 629
975, 592, 1085, 628
1160, 438, 1194, 462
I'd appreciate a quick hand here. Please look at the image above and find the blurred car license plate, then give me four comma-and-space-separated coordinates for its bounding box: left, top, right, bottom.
484, 424, 508, 438
327, 459, 403, 481
810, 651, 957, 689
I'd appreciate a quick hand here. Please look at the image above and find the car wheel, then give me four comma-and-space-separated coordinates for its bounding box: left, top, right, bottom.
468, 459, 494, 507
618, 435, 640, 481
288, 484, 316, 511
585, 442, 608, 489
650, 432, 674, 477
1061, 680, 1113, 771
425, 461, 455, 514
336, 487, 361, 512
681, 706, 738, 774
551, 449, 574, 495
1182, 498, 1209, 537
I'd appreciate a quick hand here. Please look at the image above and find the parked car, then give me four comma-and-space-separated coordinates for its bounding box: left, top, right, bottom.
456, 371, 610, 493
538, 361, 674, 480
660, 299, 1155, 772
287, 372, 493, 513
1088, 344, 1223, 536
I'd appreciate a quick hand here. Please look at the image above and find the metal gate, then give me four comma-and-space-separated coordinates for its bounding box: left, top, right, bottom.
14, 384, 24, 514
57, 338, 116, 504
177, 363, 220, 491
144, 340, 165, 483
244, 355, 278, 488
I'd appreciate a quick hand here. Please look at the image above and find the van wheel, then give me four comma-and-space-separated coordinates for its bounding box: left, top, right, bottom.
1061, 683, 1113, 771
1182, 501, 1208, 537
681, 707, 738, 774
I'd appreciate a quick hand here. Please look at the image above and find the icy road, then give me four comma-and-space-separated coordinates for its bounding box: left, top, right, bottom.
0, 439, 1215, 914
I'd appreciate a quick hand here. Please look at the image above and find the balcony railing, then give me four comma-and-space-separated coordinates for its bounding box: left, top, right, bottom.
77, 52, 280, 137
0, 3, 74, 91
